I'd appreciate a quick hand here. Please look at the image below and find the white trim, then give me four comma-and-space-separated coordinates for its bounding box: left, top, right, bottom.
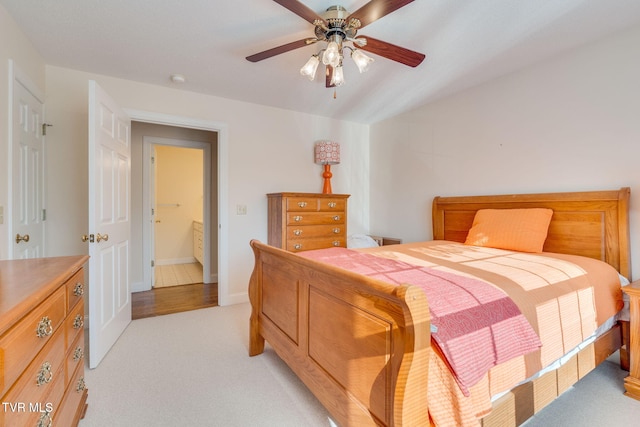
125, 109, 230, 306
155, 257, 198, 266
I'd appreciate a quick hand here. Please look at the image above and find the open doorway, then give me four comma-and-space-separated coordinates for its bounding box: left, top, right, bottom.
152, 143, 206, 288
130, 121, 219, 317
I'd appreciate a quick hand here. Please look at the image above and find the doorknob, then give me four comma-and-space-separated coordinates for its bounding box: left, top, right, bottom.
16, 234, 30, 244
96, 233, 109, 243
81, 234, 95, 243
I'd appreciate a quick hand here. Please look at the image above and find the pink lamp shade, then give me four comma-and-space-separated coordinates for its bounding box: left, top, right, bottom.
314, 141, 340, 165
314, 141, 340, 194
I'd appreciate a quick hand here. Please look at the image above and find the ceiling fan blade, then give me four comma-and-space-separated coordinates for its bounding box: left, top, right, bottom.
346, 0, 415, 28
357, 36, 425, 67
246, 38, 317, 62
273, 0, 326, 25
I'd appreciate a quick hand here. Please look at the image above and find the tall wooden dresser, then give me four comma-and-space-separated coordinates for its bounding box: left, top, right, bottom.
267, 192, 349, 252
0, 255, 89, 427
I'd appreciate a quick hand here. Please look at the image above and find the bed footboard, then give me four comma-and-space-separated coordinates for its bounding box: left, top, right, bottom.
248, 240, 431, 426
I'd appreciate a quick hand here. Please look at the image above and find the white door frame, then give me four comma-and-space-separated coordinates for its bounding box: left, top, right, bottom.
125, 109, 229, 306
142, 136, 212, 290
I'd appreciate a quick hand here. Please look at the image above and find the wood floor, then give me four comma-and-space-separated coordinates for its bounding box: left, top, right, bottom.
132, 282, 218, 320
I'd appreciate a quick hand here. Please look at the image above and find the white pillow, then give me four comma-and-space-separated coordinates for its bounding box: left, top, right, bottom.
347, 234, 380, 249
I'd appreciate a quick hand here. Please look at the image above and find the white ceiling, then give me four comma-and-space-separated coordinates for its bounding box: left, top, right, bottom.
3, 0, 640, 124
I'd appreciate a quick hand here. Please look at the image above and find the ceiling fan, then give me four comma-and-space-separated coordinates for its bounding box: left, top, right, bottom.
246, 0, 426, 88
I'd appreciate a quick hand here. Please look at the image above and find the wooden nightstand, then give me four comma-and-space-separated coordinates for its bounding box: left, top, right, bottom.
624, 281, 640, 400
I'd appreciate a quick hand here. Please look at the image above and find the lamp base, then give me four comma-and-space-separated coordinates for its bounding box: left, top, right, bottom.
322, 164, 333, 194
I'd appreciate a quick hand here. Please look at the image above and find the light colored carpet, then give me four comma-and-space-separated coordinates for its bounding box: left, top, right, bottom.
79, 303, 640, 426
79, 303, 333, 426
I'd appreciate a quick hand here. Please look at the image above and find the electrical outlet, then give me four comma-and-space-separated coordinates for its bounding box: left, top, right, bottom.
236, 204, 247, 215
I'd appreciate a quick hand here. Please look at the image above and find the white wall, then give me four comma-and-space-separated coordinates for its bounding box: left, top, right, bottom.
0, 4, 47, 259
44, 66, 370, 304
370, 24, 640, 280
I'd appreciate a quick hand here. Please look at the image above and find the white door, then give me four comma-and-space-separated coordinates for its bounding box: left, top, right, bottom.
88, 80, 132, 368
11, 70, 45, 259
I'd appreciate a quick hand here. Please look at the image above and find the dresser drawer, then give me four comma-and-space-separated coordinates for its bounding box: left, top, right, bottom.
287, 212, 345, 226
317, 198, 346, 211
285, 197, 319, 211
66, 268, 86, 312
0, 286, 66, 397
0, 325, 66, 426
65, 301, 85, 355
286, 224, 344, 240
55, 359, 87, 427
287, 237, 346, 252
66, 331, 85, 387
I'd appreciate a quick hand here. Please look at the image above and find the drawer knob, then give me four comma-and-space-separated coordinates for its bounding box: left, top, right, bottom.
74, 314, 84, 329
36, 316, 53, 338
74, 282, 85, 297
37, 411, 52, 427
294, 244, 302, 250
293, 215, 303, 222
36, 361, 53, 386
297, 201, 307, 208
293, 229, 302, 236
333, 228, 340, 234
328, 202, 337, 208
77, 376, 87, 393
73, 346, 84, 362
333, 241, 340, 247
333, 215, 340, 221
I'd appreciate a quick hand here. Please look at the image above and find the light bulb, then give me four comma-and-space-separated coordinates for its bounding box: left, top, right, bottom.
351, 49, 374, 73
330, 65, 345, 87
322, 41, 341, 68
300, 55, 320, 81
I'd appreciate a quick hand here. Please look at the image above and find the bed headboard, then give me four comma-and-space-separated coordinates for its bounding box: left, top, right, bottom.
432, 187, 631, 279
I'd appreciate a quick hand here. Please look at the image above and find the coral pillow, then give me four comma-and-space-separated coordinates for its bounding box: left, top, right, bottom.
464, 208, 553, 253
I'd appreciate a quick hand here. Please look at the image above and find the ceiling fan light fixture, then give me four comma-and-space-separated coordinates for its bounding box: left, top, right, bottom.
322, 39, 342, 67
351, 49, 374, 73
300, 55, 320, 80
330, 64, 345, 87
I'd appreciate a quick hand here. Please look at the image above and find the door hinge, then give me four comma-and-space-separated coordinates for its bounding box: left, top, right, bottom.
42, 123, 53, 136
151, 208, 154, 215
151, 156, 155, 164
151, 260, 155, 267
42, 209, 46, 221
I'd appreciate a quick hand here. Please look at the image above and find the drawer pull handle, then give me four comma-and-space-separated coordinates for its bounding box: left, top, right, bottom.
293, 229, 302, 236
333, 241, 340, 247
37, 411, 52, 427
294, 244, 302, 250
333, 215, 340, 221
77, 376, 87, 393
333, 228, 340, 234
328, 202, 337, 208
297, 201, 307, 208
293, 216, 303, 222
36, 361, 53, 386
36, 316, 53, 338
73, 314, 84, 329
73, 346, 84, 362
74, 282, 85, 296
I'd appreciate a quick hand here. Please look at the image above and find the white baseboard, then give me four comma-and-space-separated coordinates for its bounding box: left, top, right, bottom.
223, 291, 249, 306
131, 280, 148, 293
156, 257, 197, 265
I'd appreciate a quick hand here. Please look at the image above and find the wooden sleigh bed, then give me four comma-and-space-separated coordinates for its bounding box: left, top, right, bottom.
248, 187, 631, 426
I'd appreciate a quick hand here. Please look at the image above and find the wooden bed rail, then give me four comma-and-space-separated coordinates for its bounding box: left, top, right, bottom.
248, 240, 431, 426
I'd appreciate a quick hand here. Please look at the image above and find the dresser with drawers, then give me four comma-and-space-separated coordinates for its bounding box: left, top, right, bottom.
0, 255, 89, 427
267, 192, 350, 252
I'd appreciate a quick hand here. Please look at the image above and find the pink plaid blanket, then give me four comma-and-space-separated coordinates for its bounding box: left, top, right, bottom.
300, 247, 542, 395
